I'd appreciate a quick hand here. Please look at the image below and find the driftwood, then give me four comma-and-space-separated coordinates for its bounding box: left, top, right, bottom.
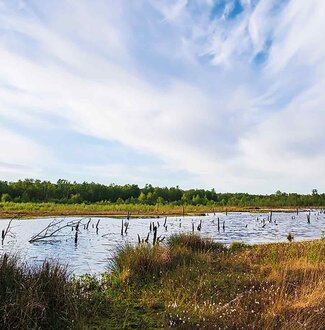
2, 217, 17, 245
29, 218, 83, 243
163, 218, 168, 230
121, 220, 124, 236
124, 222, 129, 234
86, 218, 91, 230
96, 219, 100, 234
152, 225, 158, 245
137, 230, 164, 245
197, 219, 202, 231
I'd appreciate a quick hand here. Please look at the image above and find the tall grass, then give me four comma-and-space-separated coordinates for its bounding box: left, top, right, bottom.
103, 235, 325, 329
0, 254, 79, 329
168, 232, 227, 252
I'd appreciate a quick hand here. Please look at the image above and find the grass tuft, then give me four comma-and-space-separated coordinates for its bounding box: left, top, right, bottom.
168, 233, 227, 252
110, 244, 171, 283
0, 254, 79, 330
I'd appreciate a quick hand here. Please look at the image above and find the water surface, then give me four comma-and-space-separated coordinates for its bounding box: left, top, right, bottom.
0, 211, 324, 275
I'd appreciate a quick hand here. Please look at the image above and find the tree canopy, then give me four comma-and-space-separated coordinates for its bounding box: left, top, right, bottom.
0, 179, 323, 207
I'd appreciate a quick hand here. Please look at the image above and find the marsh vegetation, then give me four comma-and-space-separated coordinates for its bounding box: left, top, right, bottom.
1, 235, 324, 329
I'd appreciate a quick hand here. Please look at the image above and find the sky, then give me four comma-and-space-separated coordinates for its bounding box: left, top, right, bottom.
0, 0, 325, 193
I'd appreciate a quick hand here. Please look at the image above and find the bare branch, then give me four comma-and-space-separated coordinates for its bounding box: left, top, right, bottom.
29, 218, 84, 243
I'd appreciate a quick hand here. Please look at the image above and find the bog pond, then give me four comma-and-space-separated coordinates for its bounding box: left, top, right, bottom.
0, 211, 324, 275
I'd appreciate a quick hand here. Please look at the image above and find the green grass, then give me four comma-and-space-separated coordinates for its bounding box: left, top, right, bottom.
0, 201, 301, 218
1, 236, 325, 329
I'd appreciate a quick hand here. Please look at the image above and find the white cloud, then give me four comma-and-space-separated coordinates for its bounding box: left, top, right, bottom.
0, 127, 49, 179
0, 0, 325, 192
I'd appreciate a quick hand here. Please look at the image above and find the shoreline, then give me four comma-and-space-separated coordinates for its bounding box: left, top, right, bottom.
0, 205, 319, 219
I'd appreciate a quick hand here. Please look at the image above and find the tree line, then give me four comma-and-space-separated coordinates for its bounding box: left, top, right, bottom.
0, 179, 323, 207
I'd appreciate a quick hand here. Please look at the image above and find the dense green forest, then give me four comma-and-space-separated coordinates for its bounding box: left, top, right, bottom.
0, 179, 323, 207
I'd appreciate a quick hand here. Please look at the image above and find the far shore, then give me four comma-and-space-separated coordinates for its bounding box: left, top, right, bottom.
0, 203, 320, 219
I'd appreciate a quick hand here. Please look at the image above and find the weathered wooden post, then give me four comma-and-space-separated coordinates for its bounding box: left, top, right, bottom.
74, 230, 78, 244
86, 218, 91, 230
124, 222, 129, 234
96, 219, 100, 234
287, 232, 294, 242
153, 225, 158, 245
197, 219, 202, 231
145, 232, 150, 243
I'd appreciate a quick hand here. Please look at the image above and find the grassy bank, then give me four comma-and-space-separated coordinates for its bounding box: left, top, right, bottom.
1, 235, 324, 329
0, 201, 312, 218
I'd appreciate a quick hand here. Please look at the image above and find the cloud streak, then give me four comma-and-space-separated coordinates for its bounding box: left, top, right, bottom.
0, 0, 324, 193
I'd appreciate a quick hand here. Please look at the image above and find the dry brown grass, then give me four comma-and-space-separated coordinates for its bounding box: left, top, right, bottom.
105, 236, 325, 329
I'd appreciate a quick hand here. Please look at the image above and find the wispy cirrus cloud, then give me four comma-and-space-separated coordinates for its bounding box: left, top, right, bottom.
0, 0, 324, 192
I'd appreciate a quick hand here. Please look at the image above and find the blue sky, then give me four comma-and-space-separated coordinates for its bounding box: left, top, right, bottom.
0, 0, 325, 193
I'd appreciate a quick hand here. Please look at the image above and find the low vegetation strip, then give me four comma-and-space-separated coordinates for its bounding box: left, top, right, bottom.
0, 235, 324, 329
0, 201, 315, 218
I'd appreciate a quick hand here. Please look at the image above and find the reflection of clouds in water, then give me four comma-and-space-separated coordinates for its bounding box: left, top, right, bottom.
0, 212, 324, 275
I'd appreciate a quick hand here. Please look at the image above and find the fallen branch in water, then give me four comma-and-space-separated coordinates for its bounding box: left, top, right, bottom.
29, 218, 83, 243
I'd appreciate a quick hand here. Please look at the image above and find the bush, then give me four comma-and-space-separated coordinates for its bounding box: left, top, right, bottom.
1, 193, 12, 202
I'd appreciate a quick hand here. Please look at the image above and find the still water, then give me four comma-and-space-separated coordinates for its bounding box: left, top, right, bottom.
0, 211, 324, 275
